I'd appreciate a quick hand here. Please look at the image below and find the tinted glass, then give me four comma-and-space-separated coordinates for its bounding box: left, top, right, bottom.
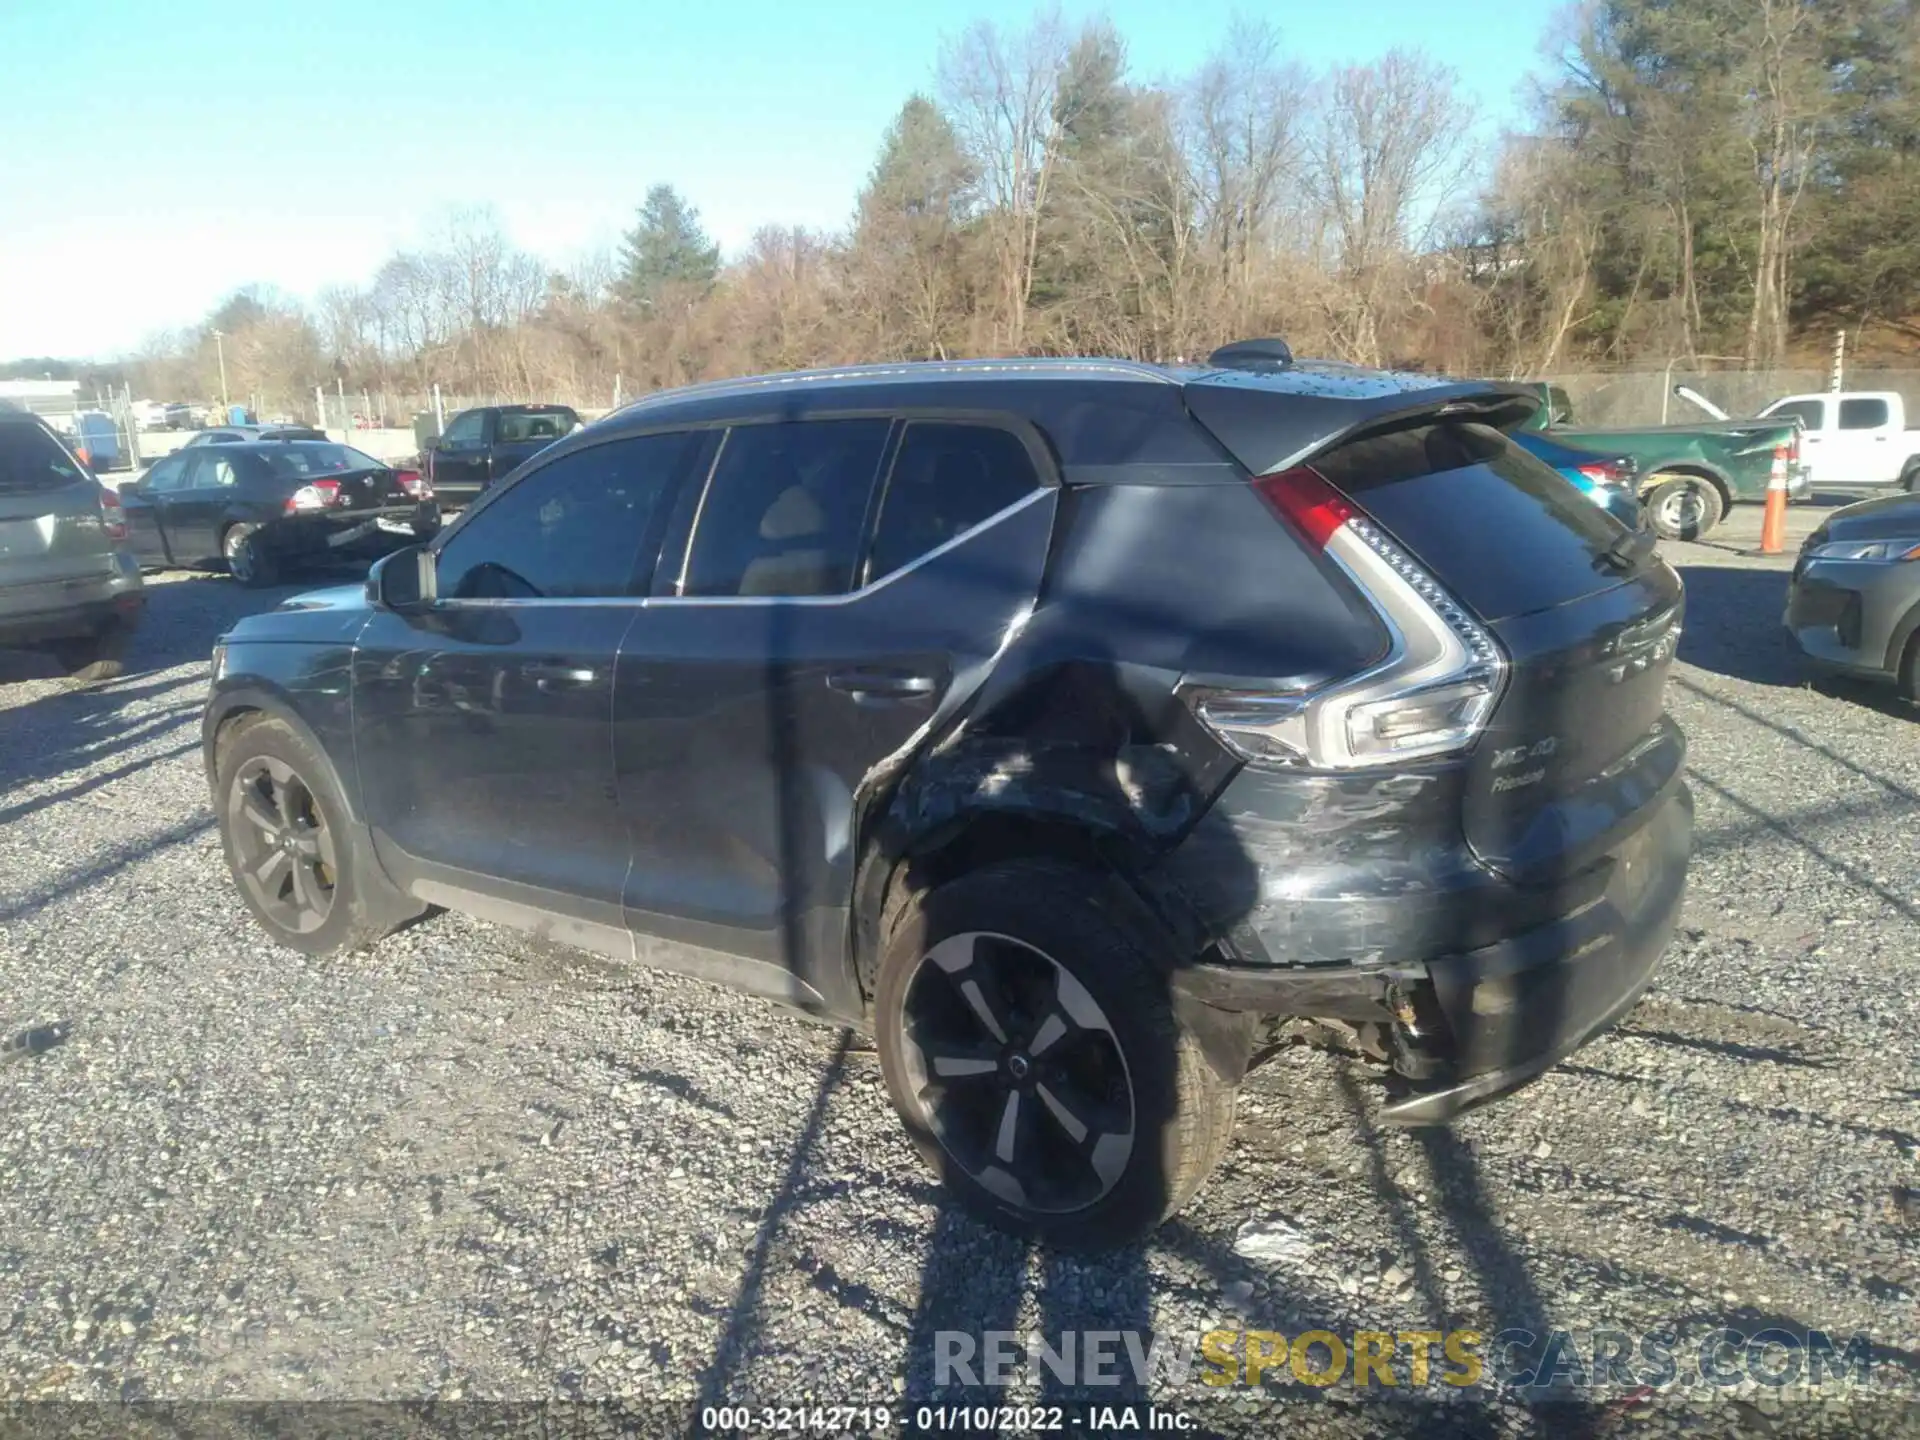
681, 419, 889, 597
868, 422, 1040, 582
185, 452, 239, 488
252, 444, 382, 477
1313, 423, 1629, 622
436, 432, 704, 600
1770, 399, 1825, 428
0, 422, 88, 494
441, 412, 486, 447
1839, 397, 1890, 430
497, 409, 576, 443
141, 454, 190, 493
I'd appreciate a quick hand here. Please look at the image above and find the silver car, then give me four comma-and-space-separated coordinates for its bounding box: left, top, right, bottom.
1784, 492, 1920, 700
0, 411, 146, 681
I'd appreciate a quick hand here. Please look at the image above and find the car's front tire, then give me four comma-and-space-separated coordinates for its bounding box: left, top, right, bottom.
873, 857, 1239, 1249
214, 714, 419, 956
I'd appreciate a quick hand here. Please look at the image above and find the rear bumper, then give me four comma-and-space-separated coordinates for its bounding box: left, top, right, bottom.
0, 550, 146, 646
1169, 782, 1691, 1125
268, 503, 441, 560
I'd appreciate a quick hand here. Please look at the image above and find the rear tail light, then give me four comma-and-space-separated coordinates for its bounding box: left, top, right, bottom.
285, 478, 343, 513
1574, 461, 1635, 489
98, 484, 127, 541
395, 468, 431, 499
1186, 466, 1507, 768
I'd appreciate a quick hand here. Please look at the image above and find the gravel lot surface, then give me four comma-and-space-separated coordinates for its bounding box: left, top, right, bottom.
1, 505, 1916, 1438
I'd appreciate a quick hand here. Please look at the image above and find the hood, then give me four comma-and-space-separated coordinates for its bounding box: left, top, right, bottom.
1815, 492, 1920, 541
220, 582, 371, 648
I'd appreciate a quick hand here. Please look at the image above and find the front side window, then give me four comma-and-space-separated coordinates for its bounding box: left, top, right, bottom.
866, 422, 1041, 582
680, 419, 890, 598
440, 411, 486, 449
1839, 397, 1890, 431
141, 454, 190, 493
436, 431, 706, 600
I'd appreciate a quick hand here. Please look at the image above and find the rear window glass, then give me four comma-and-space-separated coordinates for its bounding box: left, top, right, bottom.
497, 410, 576, 443
867, 422, 1039, 581
1312, 422, 1629, 622
0, 422, 89, 494
253, 444, 383, 477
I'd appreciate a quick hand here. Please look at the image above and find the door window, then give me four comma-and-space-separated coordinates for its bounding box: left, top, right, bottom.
1769, 399, 1826, 429
497, 410, 575, 443
142, 454, 191, 493
440, 411, 486, 450
435, 431, 708, 600
680, 419, 890, 597
185, 452, 239, 488
866, 422, 1041, 583
1839, 397, 1890, 430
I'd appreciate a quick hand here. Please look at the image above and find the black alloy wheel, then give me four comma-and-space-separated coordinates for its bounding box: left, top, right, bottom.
225, 754, 337, 935
897, 930, 1136, 1215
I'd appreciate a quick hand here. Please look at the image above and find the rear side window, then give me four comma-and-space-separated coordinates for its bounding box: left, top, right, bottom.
0, 422, 88, 494
867, 422, 1040, 582
682, 419, 890, 598
1312, 423, 1628, 622
437, 431, 706, 599
1839, 397, 1890, 430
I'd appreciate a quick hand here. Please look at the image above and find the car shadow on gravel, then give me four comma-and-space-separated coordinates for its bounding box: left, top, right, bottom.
0, 577, 304, 829
1669, 563, 1806, 687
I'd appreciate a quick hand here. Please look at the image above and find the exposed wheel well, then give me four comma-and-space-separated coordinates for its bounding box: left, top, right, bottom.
1642, 466, 1733, 513
859, 814, 1148, 1006
209, 705, 266, 771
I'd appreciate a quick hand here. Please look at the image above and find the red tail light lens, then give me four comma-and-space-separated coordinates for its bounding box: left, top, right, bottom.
395, 468, 431, 500
99, 484, 128, 540
1250, 466, 1355, 549
284, 478, 343, 513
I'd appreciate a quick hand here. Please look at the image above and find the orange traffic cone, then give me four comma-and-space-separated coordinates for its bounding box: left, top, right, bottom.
1759, 444, 1790, 555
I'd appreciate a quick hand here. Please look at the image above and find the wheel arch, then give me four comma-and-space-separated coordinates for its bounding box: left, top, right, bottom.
203, 683, 365, 826
1641, 463, 1735, 514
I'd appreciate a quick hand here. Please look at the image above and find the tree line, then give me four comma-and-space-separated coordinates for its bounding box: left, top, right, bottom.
120, 1, 1920, 415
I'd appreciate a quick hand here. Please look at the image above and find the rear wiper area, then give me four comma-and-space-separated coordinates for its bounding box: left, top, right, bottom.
1596, 526, 1657, 574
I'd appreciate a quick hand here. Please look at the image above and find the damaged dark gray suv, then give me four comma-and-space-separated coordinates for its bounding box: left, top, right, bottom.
205, 343, 1691, 1247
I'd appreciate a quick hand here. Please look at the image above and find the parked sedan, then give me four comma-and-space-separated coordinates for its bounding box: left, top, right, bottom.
1513, 431, 1644, 530
1785, 492, 1920, 699
125, 441, 439, 587
183, 424, 328, 447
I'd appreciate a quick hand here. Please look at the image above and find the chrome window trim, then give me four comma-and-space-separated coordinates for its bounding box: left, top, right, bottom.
430, 486, 1049, 612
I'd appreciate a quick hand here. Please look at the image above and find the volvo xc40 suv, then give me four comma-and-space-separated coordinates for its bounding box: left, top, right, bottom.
204, 343, 1691, 1246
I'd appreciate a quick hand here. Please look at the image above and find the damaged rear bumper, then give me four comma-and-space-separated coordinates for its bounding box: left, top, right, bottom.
1170, 783, 1692, 1125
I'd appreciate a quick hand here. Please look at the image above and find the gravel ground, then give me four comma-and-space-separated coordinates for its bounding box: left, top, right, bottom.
1, 507, 1916, 1439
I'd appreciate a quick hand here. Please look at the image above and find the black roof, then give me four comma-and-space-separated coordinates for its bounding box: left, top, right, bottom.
578, 354, 1540, 483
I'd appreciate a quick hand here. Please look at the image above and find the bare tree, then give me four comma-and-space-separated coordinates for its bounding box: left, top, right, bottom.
938, 9, 1073, 351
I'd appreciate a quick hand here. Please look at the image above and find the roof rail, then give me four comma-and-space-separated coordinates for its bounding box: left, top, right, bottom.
1207, 338, 1294, 373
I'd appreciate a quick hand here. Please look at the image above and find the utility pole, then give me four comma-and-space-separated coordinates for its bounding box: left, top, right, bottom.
1831, 329, 1846, 393
212, 330, 230, 409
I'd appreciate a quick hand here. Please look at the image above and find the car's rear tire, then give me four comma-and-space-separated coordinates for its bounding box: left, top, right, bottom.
223, 523, 279, 588
214, 714, 419, 956
1897, 632, 1920, 706
1643, 474, 1725, 542
44, 619, 132, 685
873, 857, 1239, 1249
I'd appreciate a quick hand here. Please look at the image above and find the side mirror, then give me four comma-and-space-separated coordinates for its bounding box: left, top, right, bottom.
367, 544, 437, 612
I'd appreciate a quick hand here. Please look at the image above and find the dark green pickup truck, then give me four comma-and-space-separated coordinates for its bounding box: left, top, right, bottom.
1516, 383, 1809, 541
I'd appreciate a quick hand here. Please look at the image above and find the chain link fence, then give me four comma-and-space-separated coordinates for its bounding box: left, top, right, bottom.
1540, 368, 1920, 428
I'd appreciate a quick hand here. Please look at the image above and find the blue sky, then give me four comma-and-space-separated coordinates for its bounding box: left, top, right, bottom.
0, 0, 1561, 361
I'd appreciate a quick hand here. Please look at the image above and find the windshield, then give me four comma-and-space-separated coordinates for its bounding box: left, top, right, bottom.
252, 444, 384, 478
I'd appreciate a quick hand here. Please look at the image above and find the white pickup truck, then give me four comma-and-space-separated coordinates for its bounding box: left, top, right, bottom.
1678, 387, 1920, 491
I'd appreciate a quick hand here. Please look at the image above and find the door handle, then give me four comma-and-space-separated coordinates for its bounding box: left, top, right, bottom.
523, 662, 598, 691
827, 667, 938, 699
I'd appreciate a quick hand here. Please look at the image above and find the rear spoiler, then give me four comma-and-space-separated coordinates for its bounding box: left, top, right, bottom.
1182, 371, 1541, 479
